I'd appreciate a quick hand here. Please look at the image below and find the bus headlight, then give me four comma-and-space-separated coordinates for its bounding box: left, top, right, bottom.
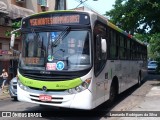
68, 78, 91, 94
17, 79, 29, 91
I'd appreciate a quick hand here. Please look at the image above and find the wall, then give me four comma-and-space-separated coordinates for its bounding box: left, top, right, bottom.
48, 0, 55, 11
26, 0, 37, 13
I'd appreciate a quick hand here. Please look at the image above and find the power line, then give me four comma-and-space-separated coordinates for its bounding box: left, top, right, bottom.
75, 0, 87, 8
74, 0, 100, 14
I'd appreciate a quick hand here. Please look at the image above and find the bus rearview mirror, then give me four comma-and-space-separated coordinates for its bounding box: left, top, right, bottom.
10, 34, 15, 49
101, 38, 107, 53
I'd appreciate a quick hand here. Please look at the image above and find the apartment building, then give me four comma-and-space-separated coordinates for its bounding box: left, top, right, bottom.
0, 0, 56, 79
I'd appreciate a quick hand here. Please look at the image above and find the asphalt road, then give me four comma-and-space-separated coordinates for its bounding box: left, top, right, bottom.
0, 74, 160, 120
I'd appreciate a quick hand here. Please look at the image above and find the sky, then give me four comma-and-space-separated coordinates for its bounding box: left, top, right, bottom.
67, 0, 116, 15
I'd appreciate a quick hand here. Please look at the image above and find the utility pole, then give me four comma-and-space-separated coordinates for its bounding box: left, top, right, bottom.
55, 0, 66, 10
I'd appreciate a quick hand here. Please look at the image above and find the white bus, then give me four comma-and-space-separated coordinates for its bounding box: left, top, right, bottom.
10, 10, 147, 110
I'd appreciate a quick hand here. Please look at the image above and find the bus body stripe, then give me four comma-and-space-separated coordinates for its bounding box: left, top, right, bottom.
19, 74, 82, 90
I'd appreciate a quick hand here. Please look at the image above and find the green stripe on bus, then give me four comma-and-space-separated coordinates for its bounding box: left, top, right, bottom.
18, 74, 82, 90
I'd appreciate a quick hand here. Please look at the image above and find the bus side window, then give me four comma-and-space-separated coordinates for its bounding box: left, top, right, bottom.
96, 35, 102, 60
94, 34, 107, 76
94, 22, 107, 76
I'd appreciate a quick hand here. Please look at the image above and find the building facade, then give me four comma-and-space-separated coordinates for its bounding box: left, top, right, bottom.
0, 0, 56, 80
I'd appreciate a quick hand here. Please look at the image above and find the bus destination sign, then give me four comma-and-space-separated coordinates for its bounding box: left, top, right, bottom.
30, 15, 80, 26
22, 13, 90, 28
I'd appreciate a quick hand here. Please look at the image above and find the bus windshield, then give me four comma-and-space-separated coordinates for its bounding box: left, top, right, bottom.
20, 30, 91, 71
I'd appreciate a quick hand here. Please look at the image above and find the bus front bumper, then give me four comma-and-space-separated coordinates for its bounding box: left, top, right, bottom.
17, 84, 93, 110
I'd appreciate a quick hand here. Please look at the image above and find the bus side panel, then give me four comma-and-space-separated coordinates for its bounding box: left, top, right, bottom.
98, 59, 147, 105
107, 60, 139, 94
118, 60, 139, 93
94, 66, 107, 107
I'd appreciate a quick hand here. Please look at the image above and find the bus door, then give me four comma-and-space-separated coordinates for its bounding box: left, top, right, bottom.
94, 23, 108, 105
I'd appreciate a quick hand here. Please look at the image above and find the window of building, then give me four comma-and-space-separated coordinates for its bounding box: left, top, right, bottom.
2, 43, 9, 50
38, 0, 48, 7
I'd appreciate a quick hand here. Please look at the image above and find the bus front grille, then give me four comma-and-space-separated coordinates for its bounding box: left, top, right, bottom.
31, 99, 62, 104
22, 73, 75, 81
30, 94, 63, 104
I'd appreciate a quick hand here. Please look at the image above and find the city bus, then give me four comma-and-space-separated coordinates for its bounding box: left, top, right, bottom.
10, 10, 147, 110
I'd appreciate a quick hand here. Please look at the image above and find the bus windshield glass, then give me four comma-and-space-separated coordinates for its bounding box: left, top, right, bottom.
20, 30, 91, 71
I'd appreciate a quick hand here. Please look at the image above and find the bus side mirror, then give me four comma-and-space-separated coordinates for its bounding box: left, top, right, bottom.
101, 38, 107, 53
10, 34, 15, 49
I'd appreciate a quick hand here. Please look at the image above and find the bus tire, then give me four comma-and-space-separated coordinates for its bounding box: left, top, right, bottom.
138, 73, 142, 86
13, 97, 17, 101
109, 79, 118, 103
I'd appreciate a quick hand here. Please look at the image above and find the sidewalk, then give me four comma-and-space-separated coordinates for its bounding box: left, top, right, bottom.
0, 86, 10, 100
119, 85, 160, 120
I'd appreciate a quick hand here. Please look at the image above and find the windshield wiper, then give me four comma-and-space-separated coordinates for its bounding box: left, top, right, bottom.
52, 26, 70, 47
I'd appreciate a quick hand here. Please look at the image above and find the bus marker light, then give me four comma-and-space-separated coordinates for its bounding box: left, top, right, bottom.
39, 95, 52, 101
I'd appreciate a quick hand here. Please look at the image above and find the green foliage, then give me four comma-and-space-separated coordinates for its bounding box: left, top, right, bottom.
5, 21, 21, 38
5, 30, 20, 38
149, 33, 160, 57
105, 0, 160, 34
12, 21, 21, 29
134, 33, 150, 43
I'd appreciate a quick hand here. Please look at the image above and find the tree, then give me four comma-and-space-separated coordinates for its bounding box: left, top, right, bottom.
105, 0, 160, 34
5, 21, 21, 38
149, 33, 160, 58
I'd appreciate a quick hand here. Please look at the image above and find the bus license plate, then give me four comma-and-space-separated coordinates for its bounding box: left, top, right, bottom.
39, 95, 52, 101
